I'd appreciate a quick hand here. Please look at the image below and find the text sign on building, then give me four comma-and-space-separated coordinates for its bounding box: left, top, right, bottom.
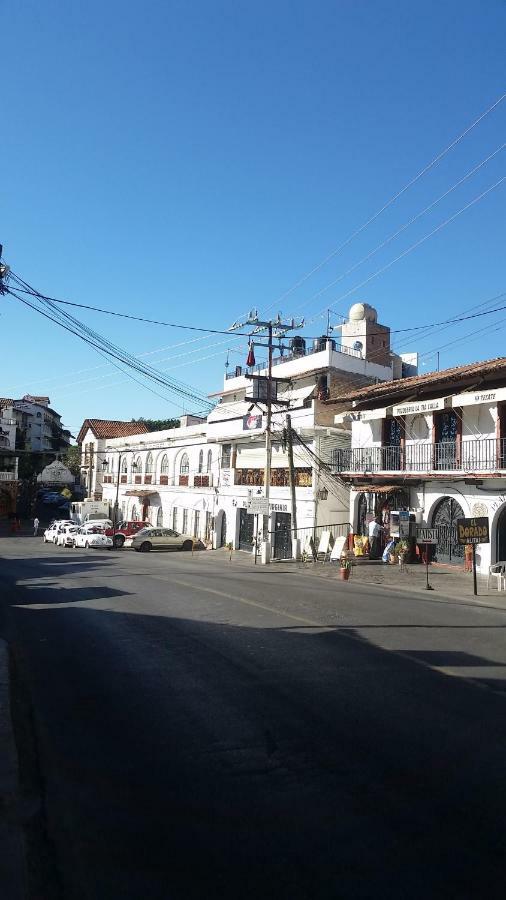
360, 407, 390, 422
455, 517, 490, 545
416, 527, 438, 545
247, 496, 269, 515
451, 386, 506, 408
392, 397, 446, 416
243, 413, 262, 431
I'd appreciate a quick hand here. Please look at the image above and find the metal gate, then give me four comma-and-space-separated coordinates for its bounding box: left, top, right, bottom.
239, 509, 255, 551
273, 513, 292, 560
431, 497, 465, 565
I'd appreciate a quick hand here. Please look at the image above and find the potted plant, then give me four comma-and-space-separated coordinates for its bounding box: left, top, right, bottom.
339, 554, 352, 581
396, 539, 409, 565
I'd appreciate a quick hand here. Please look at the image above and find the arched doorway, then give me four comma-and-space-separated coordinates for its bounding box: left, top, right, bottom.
431, 496, 465, 565
496, 506, 506, 563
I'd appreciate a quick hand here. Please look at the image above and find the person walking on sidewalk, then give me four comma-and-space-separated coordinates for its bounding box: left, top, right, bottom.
33, 517, 40, 536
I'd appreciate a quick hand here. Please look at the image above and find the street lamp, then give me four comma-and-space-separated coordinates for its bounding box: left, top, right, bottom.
103, 451, 138, 547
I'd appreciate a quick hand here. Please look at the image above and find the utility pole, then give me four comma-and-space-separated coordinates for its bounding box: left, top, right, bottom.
231, 311, 303, 564
263, 323, 273, 557
285, 414, 299, 559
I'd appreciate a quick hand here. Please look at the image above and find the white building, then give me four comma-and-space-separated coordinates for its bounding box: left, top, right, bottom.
78, 304, 417, 558
0, 395, 71, 453
330, 356, 506, 574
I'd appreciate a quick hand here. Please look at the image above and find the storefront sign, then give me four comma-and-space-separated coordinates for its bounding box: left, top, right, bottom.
392, 397, 446, 416
452, 386, 506, 408
220, 469, 232, 486
416, 527, 438, 545
456, 517, 490, 545
243, 413, 262, 431
360, 407, 390, 422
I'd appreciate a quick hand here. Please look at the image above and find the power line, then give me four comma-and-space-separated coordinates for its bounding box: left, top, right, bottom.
292, 142, 505, 315
262, 91, 506, 312
316, 176, 506, 315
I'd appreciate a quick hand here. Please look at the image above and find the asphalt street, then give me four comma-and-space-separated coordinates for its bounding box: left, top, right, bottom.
2, 536, 506, 899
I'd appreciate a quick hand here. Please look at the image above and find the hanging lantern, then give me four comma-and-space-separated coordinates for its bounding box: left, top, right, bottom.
246, 341, 256, 368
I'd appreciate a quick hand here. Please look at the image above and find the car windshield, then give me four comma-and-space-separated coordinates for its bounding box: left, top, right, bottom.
135, 528, 151, 536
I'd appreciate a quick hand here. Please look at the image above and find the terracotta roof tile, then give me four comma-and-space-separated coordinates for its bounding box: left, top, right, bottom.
77, 419, 150, 444
327, 356, 506, 406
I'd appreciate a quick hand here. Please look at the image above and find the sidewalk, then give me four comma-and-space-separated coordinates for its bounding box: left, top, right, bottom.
215, 548, 506, 610
0, 640, 27, 899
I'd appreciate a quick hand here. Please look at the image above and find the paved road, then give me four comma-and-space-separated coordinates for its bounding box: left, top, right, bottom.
2, 536, 506, 899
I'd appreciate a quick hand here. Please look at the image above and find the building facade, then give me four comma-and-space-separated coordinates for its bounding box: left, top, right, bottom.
78, 304, 418, 557
329, 357, 506, 574
0, 395, 71, 453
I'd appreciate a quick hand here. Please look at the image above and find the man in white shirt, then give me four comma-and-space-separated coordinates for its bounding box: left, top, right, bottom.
368, 516, 384, 559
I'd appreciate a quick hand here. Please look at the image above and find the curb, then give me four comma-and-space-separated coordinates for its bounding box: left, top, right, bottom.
0, 639, 28, 899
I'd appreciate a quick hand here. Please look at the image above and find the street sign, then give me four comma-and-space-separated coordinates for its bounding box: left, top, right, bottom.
247, 496, 269, 515
456, 517, 489, 545
416, 527, 438, 545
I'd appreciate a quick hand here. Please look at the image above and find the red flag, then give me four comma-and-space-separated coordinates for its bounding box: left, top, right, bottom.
246, 343, 256, 367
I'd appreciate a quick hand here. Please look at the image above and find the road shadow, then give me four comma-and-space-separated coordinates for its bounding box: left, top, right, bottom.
2, 555, 506, 899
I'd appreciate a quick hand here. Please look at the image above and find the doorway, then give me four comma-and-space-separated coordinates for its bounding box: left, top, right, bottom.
239, 508, 255, 551
273, 513, 292, 560
496, 506, 506, 563
431, 496, 465, 565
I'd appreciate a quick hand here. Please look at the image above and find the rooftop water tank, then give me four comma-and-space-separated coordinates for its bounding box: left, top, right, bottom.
290, 336, 306, 356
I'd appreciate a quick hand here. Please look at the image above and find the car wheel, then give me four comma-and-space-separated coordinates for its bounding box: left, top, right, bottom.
140, 542, 151, 553
113, 534, 125, 549
182, 540, 193, 551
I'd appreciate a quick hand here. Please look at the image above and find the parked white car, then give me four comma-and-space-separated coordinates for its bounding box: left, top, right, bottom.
82, 518, 113, 532
72, 527, 113, 550
56, 525, 79, 547
43, 521, 73, 544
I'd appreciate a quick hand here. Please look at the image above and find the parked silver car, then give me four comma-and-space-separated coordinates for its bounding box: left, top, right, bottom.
131, 527, 194, 553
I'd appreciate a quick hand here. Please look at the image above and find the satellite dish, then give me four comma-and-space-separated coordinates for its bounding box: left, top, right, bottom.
353, 340, 363, 352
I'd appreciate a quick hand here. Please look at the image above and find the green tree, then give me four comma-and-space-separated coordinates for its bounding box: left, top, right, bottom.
62, 445, 81, 476
131, 417, 180, 432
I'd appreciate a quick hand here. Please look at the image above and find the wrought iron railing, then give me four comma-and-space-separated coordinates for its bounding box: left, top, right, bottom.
331, 439, 506, 473
225, 342, 361, 379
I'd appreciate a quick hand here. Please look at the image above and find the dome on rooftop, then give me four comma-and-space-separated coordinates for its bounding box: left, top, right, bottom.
349, 302, 377, 323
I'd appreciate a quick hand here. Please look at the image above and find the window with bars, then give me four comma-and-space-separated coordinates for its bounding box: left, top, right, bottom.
182, 509, 188, 533
221, 445, 231, 468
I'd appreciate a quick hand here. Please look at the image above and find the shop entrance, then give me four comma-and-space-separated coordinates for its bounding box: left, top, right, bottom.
496, 506, 506, 563
431, 496, 465, 565
239, 508, 255, 551
273, 512, 292, 560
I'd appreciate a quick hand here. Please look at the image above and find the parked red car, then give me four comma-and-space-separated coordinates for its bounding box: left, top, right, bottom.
105, 521, 148, 548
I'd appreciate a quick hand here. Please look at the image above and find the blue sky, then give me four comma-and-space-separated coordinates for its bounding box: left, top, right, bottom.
2, 0, 505, 436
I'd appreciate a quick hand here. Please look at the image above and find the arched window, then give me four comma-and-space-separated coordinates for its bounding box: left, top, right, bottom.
131, 504, 138, 521
121, 457, 128, 473
179, 453, 189, 475
145, 452, 153, 474
206, 449, 212, 473
160, 454, 169, 474
156, 506, 163, 527
134, 455, 142, 474
198, 450, 204, 473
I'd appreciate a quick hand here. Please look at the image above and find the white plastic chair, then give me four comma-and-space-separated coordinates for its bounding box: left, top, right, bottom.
488, 562, 506, 591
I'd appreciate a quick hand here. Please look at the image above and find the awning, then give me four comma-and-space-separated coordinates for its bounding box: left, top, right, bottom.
124, 489, 159, 497
452, 386, 506, 407
276, 384, 315, 406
